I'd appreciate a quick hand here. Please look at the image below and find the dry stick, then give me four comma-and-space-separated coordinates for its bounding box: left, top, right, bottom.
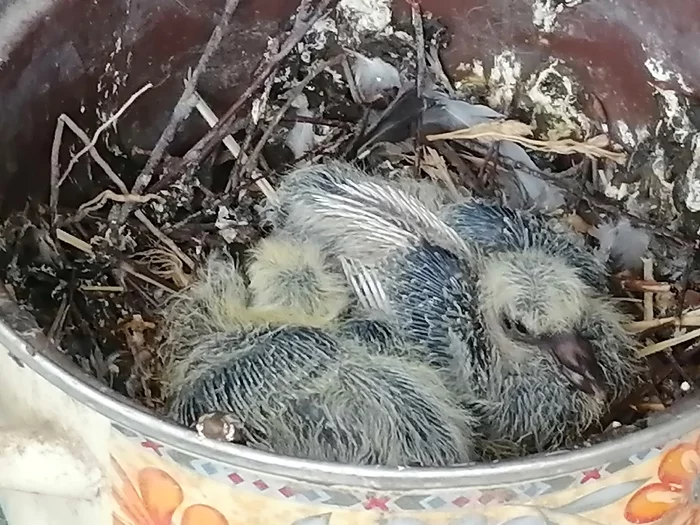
238, 55, 344, 186
66, 189, 165, 225
129, 0, 242, 200
51, 113, 193, 270
341, 54, 364, 105
620, 279, 671, 294
625, 314, 700, 333
134, 210, 195, 270
151, 0, 336, 193
47, 293, 70, 344
80, 285, 125, 293
49, 117, 66, 229
188, 89, 246, 161
189, 89, 276, 200
477, 141, 499, 181
59, 83, 154, 187
640, 327, 700, 357
188, 59, 344, 217
410, 0, 426, 178
226, 47, 279, 193
50, 109, 144, 228
56, 228, 94, 254
109, 0, 242, 238
427, 125, 626, 163
53, 115, 129, 194
642, 257, 655, 321
120, 261, 178, 295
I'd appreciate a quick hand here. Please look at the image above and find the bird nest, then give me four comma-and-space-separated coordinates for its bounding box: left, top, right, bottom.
1, 0, 699, 461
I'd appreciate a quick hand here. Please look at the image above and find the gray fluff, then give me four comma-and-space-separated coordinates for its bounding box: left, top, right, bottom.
267, 161, 644, 457
160, 239, 476, 467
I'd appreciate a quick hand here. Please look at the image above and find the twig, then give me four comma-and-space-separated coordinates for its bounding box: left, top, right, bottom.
66, 189, 165, 225
152, 0, 337, 193
341, 54, 364, 105
131, 0, 242, 198
639, 327, 700, 357
58, 83, 153, 187
50, 104, 197, 270
50, 111, 139, 228
189, 88, 276, 200
238, 55, 344, 190
619, 279, 671, 294
124, 276, 161, 310
227, 45, 279, 193
410, 1, 426, 96
410, 0, 426, 178
342, 107, 371, 158
642, 257, 655, 321
281, 115, 353, 128
55, 115, 130, 193
427, 121, 627, 163
47, 293, 70, 344
109, 0, 242, 238
120, 261, 178, 295
80, 285, 125, 293
477, 141, 499, 181
49, 117, 65, 229
189, 88, 245, 160
134, 210, 195, 270
56, 228, 94, 254
625, 312, 700, 333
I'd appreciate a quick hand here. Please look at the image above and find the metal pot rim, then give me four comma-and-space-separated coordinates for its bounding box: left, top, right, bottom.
1, 312, 697, 491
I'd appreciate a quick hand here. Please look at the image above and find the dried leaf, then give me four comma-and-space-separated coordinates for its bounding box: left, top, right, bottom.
421, 146, 460, 198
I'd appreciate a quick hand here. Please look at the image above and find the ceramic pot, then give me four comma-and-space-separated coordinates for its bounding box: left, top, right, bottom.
0, 1, 699, 524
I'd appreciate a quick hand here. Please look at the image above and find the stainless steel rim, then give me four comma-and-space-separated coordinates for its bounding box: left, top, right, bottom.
1, 315, 697, 491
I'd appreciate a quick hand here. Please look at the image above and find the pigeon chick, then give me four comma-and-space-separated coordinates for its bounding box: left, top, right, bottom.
264, 161, 643, 457
160, 236, 475, 466
263, 160, 469, 266
440, 201, 610, 292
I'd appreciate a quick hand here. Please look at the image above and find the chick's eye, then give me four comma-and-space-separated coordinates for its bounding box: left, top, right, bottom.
513, 320, 528, 335
502, 316, 512, 330
502, 316, 529, 336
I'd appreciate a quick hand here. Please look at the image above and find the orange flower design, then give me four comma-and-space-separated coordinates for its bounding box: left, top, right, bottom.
112, 457, 229, 525
624, 435, 700, 524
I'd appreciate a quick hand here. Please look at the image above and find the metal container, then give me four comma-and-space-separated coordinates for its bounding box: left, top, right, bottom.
0, 1, 699, 524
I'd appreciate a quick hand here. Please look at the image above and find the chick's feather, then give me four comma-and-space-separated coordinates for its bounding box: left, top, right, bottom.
160, 246, 476, 467
265, 161, 643, 457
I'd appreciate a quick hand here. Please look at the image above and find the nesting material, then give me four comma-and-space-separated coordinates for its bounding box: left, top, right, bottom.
0, 0, 699, 466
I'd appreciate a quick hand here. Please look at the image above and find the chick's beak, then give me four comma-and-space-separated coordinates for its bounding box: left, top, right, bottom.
543, 332, 607, 402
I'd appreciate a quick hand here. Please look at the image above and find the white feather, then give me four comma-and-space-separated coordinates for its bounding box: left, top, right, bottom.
351, 52, 402, 102
590, 218, 650, 271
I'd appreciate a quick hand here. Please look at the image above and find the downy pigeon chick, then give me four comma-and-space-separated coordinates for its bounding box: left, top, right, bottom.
160, 236, 475, 466
264, 161, 643, 457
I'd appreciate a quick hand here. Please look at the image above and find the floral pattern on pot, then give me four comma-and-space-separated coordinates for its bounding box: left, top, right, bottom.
624, 434, 700, 524
112, 458, 228, 525
108, 425, 700, 525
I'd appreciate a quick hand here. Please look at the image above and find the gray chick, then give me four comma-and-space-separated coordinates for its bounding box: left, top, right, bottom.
160, 236, 476, 467
264, 161, 643, 457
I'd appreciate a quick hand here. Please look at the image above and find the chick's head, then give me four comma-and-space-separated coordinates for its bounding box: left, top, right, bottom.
247, 236, 350, 325
479, 249, 608, 400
